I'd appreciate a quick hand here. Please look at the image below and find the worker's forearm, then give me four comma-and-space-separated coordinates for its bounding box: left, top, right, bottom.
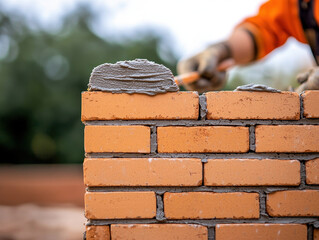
227, 28, 255, 64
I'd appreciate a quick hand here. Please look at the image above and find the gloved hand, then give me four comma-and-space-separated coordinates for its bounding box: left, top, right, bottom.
177, 42, 232, 93
295, 67, 319, 93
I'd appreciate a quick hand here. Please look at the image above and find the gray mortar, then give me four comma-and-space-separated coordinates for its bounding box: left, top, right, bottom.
87, 186, 319, 194
84, 119, 319, 127
202, 160, 206, 186
199, 94, 207, 120
259, 191, 268, 219
156, 194, 166, 221
300, 161, 307, 188
88, 218, 319, 228
249, 126, 256, 152
208, 227, 215, 240
234, 83, 281, 93
155, 190, 166, 195
150, 126, 157, 153
308, 225, 314, 240
88, 59, 178, 95
86, 152, 319, 161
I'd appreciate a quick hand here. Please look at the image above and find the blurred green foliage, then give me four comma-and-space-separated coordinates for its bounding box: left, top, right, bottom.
0, 5, 178, 164
0, 3, 306, 164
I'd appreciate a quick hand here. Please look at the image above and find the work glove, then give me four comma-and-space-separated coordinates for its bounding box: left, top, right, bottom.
295, 67, 319, 93
177, 42, 232, 93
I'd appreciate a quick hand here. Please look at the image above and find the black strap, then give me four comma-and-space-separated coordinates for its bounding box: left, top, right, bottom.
243, 29, 258, 61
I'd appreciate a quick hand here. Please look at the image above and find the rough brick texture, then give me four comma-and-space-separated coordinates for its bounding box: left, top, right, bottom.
84, 158, 202, 186
306, 158, 319, 184
85, 192, 156, 219
204, 159, 300, 186
255, 125, 319, 152
84, 125, 150, 153
215, 224, 307, 240
164, 192, 259, 219
206, 91, 300, 120
111, 224, 208, 240
82, 91, 199, 120
267, 190, 319, 217
86, 226, 110, 240
302, 90, 319, 118
157, 126, 249, 153
82, 90, 319, 239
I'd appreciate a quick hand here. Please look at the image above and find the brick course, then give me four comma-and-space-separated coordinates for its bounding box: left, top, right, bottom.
85, 192, 156, 219
82, 91, 199, 120
215, 224, 307, 240
255, 125, 319, 152
302, 90, 319, 118
86, 226, 110, 240
84, 125, 150, 153
204, 159, 300, 186
206, 91, 300, 120
84, 158, 202, 186
306, 158, 319, 184
111, 224, 208, 240
267, 190, 319, 217
164, 192, 259, 219
157, 126, 249, 153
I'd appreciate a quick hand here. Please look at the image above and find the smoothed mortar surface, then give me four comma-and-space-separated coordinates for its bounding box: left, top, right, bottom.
88, 59, 178, 95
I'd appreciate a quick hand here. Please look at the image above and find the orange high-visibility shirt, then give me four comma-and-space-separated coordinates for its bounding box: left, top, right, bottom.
238, 0, 319, 62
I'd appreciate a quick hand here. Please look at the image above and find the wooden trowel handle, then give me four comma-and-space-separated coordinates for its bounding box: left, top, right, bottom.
174, 72, 200, 86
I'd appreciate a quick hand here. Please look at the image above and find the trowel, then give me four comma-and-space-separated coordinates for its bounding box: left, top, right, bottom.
174, 72, 200, 86
174, 59, 233, 86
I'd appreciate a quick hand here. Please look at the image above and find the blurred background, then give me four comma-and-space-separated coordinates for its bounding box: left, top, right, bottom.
0, 0, 315, 239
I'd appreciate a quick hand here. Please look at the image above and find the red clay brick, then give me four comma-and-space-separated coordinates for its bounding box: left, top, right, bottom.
84, 158, 202, 187
204, 159, 300, 186
206, 91, 300, 120
84, 125, 150, 153
255, 125, 319, 152
302, 90, 319, 118
85, 192, 156, 219
86, 226, 110, 240
267, 190, 319, 217
81, 91, 199, 120
314, 228, 319, 240
157, 126, 249, 153
215, 224, 307, 240
111, 224, 208, 240
164, 192, 259, 219
306, 158, 319, 184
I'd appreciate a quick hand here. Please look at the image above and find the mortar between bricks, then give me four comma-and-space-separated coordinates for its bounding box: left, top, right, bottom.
82, 71, 319, 239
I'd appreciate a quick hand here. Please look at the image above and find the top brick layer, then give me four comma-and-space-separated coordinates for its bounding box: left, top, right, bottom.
206, 91, 300, 120
81, 91, 199, 121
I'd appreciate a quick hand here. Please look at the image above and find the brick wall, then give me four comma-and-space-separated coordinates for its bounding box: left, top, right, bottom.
82, 90, 319, 240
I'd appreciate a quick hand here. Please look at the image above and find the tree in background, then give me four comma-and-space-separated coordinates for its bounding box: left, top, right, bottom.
0, 5, 178, 164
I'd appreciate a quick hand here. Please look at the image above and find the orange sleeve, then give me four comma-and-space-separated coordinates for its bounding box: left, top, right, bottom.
237, 0, 307, 60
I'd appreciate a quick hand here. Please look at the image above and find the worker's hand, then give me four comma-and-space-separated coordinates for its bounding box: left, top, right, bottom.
177, 42, 233, 93
295, 67, 319, 93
